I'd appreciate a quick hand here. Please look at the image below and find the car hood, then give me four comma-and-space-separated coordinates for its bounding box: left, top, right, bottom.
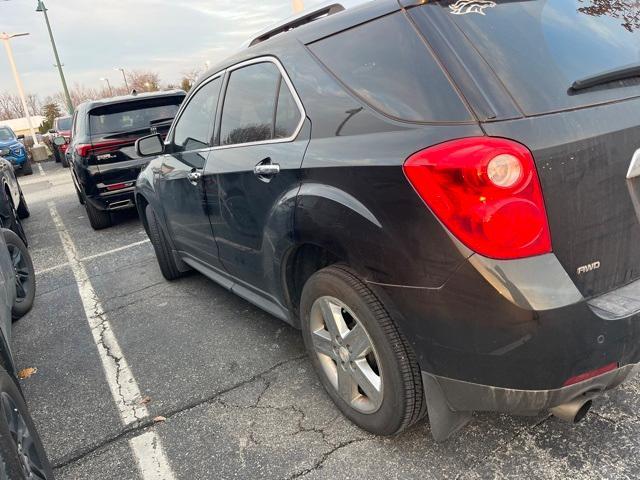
0, 139, 21, 149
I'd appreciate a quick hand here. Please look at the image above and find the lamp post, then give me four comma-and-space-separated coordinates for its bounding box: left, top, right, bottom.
36, 0, 73, 114
100, 77, 113, 96
114, 67, 129, 91
0, 32, 39, 146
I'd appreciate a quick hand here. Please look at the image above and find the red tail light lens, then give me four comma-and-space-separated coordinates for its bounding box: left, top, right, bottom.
75, 143, 92, 157
403, 137, 551, 260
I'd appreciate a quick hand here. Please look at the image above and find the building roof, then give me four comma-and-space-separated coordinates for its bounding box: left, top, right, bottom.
0, 116, 45, 132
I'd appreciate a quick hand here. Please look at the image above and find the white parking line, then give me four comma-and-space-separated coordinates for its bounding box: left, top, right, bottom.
37, 163, 45, 176
48, 202, 176, 480
35, 239, 152, 275
80, 239, 150, 262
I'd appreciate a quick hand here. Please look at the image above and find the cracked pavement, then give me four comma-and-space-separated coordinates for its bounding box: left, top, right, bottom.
10, 160, 640, 479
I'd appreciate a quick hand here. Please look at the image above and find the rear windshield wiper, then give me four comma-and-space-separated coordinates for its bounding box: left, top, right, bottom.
571, 63, 640, 91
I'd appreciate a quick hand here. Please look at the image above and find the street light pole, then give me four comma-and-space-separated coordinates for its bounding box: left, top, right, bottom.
100, 77, 113, 96
36, 0, 73, 114
115, 67, 129, 91
0, 32, 39, 146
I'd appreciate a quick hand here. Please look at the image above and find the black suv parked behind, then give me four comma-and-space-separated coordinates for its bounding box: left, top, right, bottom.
135, 0, 640, 440
61, 90, 185, 229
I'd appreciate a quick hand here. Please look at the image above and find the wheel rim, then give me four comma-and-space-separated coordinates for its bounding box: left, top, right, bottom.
7, 244, 31, 304
309, 296, 383, 414
1, 392, 48, 479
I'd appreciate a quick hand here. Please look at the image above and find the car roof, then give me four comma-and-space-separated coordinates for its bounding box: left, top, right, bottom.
78, 89, 186, 112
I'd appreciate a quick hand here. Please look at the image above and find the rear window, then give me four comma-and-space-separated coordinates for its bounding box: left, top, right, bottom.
55, 116, 72, 130
308, 12, 472, 123
89, 96, 183, 136
432, 0, 640, 115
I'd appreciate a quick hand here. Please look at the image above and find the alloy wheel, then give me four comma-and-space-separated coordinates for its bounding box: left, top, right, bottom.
0, 392, 48, 479
309, 296, 383, 413
7, 244, 31, 305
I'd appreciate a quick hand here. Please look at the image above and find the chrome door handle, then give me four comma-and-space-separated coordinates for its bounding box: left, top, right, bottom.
253, 164, 280, 176
187, 171, 202, 184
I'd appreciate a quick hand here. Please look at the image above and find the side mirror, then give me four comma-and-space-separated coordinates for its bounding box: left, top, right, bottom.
136, 134, 164, 157
53, 136, 67, 146
48, 129, 55, 134
17, 134, 24, 140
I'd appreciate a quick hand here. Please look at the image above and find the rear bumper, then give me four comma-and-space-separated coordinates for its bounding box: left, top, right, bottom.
422, 363, 639, 416
372, 252, 640, 392
85, 187, 136, 212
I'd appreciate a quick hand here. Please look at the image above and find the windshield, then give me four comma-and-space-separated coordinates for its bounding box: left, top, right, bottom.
89, 97, 182, 136
438, 0, 640, 115
56, 116, 72, 130
0, 127, 15, 142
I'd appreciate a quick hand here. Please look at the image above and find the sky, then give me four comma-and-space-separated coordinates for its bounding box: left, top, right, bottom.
0, 0, 329, 98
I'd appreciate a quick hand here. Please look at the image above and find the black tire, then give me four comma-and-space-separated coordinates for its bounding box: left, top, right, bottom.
3, 229, 35, 321
0, 189, 27, 247
85, 201, 111, 230
146, 204, 184, 281
52, 145, 61, 163
300, 265, 426, 436
21, 160, 32, 176
60, 153, 69, 168
75, 185, 85, 205
16, 191, 29, 220
0, 368, 53, 479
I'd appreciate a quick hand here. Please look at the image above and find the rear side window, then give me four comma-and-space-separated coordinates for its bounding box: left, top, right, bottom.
89, 96, 183, 136
431, 0, 640, 115
308, 12, 472, 123
219, 61, 303, 146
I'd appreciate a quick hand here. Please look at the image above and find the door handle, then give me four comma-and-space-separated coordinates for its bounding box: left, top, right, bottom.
187, 170, 202, 184
254, 164, 280, 176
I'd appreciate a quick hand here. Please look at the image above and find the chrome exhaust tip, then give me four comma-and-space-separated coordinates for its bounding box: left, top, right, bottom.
550, 396, 593, 423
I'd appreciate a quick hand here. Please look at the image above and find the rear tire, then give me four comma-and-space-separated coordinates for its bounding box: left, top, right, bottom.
85, 201, 111, 230
145, 205, 184, 281
3, 229, 35, 320
16, 192, 29, 220
21, 160, 32, 176
0, 368, 53, 479
300, 265, 426, 436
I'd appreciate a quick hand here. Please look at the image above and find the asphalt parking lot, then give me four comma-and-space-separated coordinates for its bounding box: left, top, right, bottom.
11, 159, 640, 479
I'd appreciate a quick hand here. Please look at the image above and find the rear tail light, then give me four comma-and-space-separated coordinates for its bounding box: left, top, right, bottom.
75, 140, 131, 158
403, 137, 551, 260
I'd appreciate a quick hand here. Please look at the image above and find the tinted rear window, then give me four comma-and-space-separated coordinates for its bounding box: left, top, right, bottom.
308, 12, 472, 123
434, 0, 640, 115
89, 96, 183, 136
56, 116, 72, 130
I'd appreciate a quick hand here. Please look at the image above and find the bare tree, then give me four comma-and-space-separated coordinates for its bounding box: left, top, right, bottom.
0, 91, 41, 120
578, 0, 640, 32
126, 70, 161, 92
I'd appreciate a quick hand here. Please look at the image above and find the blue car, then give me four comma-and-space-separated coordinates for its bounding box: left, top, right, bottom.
0, 126, 32, 175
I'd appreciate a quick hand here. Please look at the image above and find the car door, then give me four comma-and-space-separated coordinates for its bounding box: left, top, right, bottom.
204, 58, 309, 299
156, 75, 223, 268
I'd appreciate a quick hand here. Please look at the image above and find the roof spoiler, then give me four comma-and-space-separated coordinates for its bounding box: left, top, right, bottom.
245, 3, 345, 48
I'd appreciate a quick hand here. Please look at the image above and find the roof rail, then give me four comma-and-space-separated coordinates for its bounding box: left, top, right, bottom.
245, 3, 345, 47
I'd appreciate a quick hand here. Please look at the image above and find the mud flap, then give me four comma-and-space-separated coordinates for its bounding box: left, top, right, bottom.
422, 373, 472, 442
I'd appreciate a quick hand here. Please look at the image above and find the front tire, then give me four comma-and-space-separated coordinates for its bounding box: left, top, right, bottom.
0, 368, 53, 479
85, 201, 112, 230
3, 229, 35, 320
60, 153, 69, 168
300, 265, 426, 436
145, 205, 184, 281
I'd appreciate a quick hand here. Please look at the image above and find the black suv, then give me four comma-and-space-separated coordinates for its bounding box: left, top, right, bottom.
64, 90, 185, 229
135, 0, 640, 440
